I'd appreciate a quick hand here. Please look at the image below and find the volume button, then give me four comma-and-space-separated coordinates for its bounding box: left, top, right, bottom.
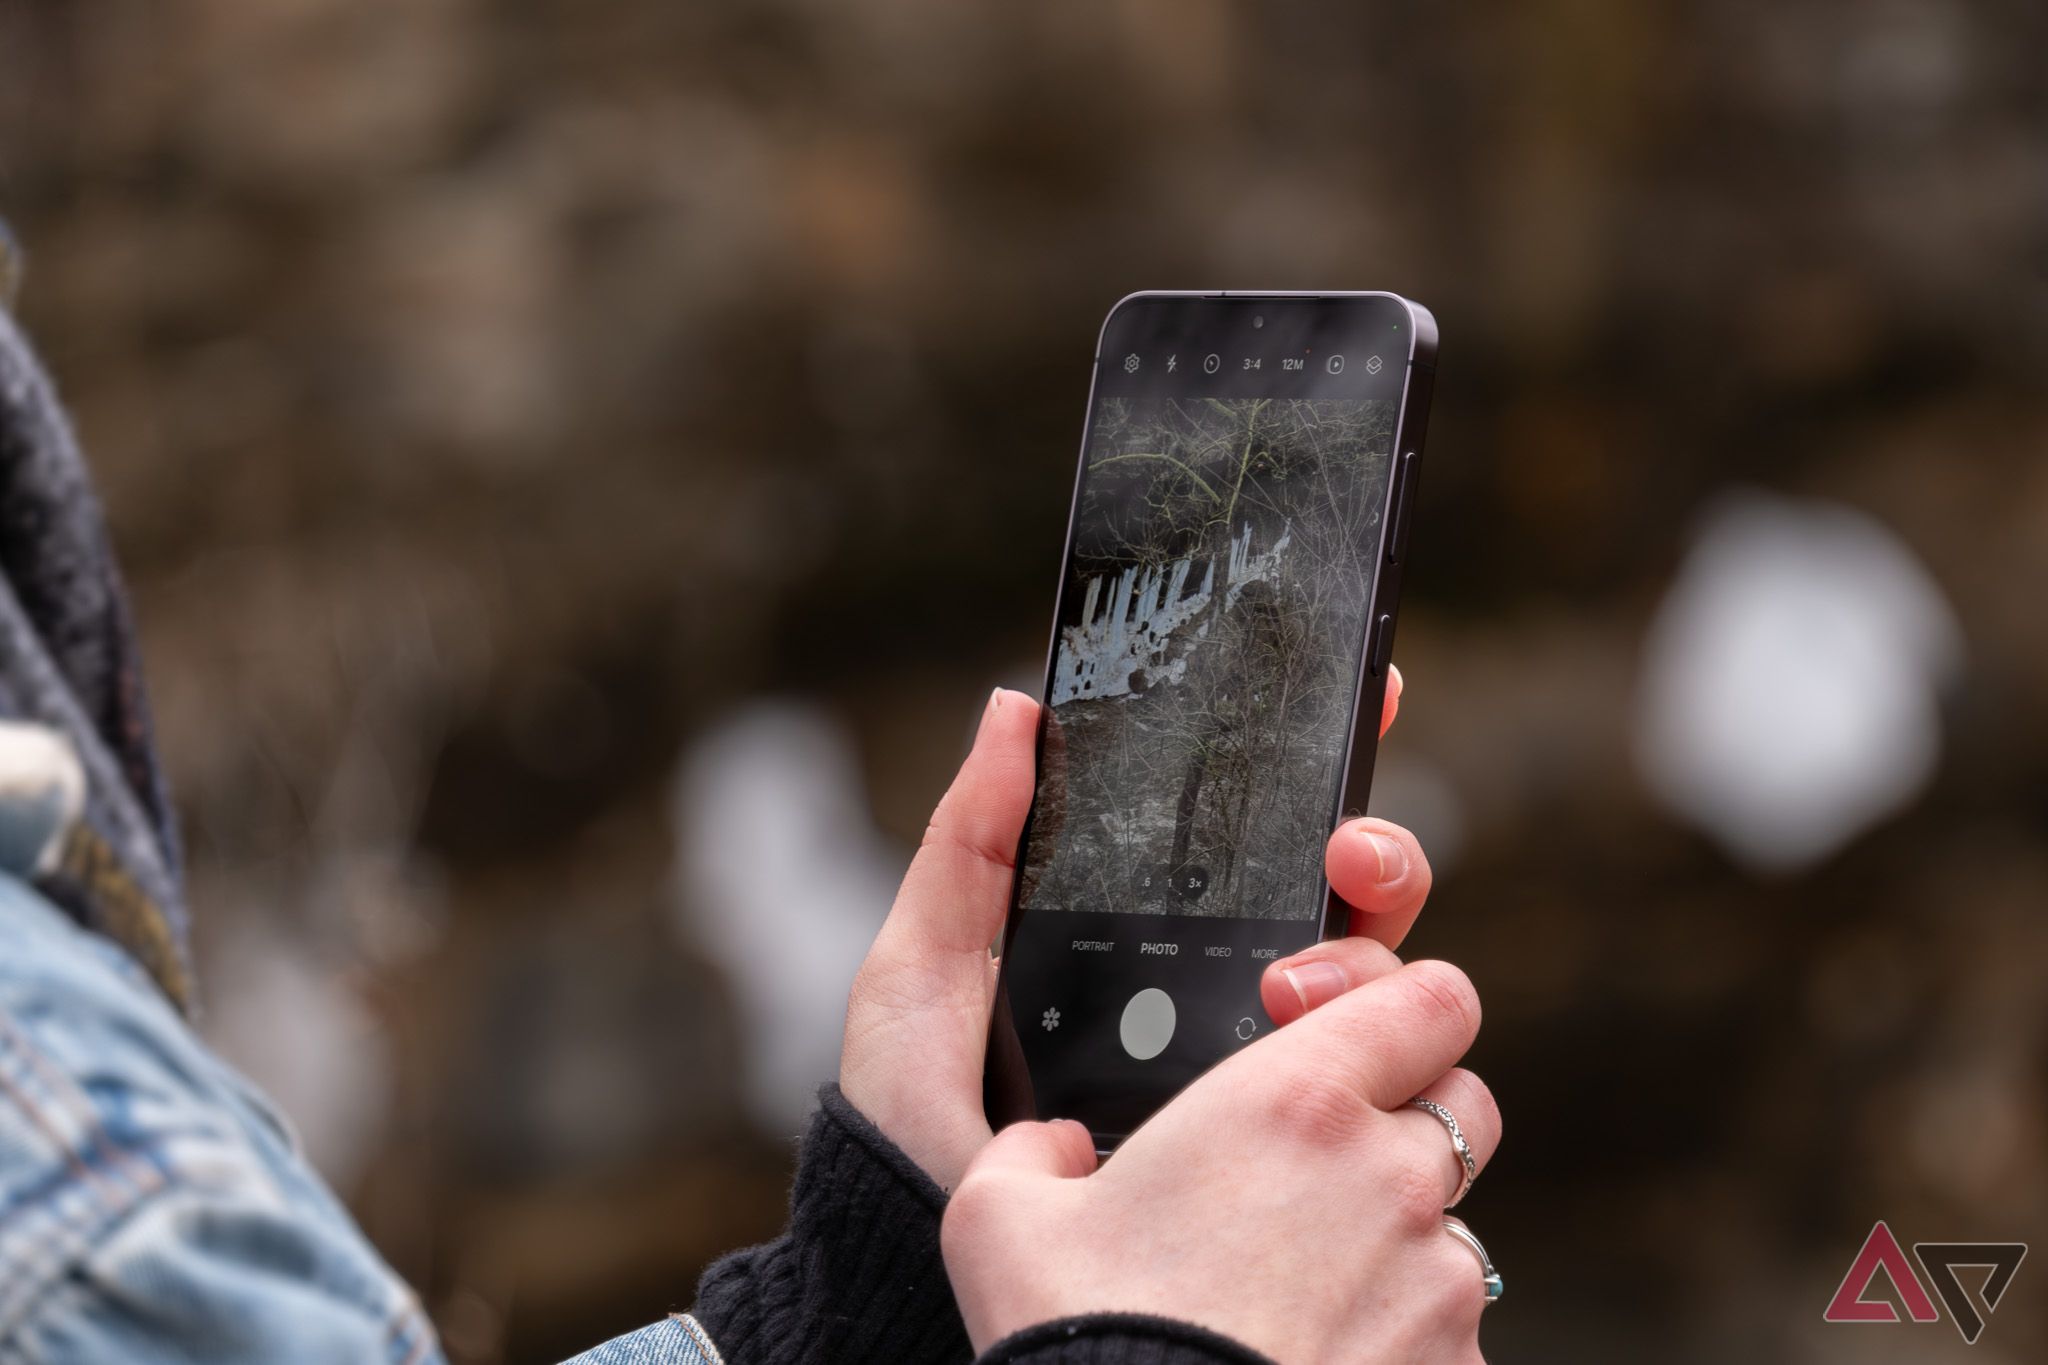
1387, 450, 1417, 564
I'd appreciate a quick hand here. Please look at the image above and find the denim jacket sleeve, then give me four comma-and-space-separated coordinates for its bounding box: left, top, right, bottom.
0, 873, 443, 1365
560, 1315, 724, 1365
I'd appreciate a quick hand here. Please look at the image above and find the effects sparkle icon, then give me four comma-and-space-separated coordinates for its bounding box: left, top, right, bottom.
1041, 1007, 1062, 1032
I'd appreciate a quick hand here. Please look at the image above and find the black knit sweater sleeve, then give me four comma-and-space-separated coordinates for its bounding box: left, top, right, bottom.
689, 1084, 972, 1363
690, 1086, 1272, 1365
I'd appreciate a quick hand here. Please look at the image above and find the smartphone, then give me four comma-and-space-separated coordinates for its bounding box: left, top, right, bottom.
984, 291, 1437, 1150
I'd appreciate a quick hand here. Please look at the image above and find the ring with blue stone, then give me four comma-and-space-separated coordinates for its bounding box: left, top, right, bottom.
1442, 1219, 1503, 1306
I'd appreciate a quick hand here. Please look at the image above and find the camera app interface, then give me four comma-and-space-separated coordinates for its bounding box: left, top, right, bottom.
1000, 297, 1408, 1136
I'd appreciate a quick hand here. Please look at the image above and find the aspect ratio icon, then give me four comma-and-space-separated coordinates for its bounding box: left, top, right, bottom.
1202, 353, 1222, 374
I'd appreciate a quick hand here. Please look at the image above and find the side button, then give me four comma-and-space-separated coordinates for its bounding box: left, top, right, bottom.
1387, 450, 1418, 564
1369, 613, 1394, 677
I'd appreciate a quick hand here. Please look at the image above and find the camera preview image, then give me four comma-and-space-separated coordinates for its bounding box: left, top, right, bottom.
1018, 397, 1395, 922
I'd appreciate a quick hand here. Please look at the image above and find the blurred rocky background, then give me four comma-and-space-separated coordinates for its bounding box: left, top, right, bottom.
2, 1, 2045, 1360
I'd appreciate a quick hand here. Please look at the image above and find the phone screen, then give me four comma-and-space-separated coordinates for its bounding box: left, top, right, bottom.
990, 294, 1426, 1142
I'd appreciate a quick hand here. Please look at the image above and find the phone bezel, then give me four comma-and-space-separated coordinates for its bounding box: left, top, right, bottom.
986, 290, 1439, 1151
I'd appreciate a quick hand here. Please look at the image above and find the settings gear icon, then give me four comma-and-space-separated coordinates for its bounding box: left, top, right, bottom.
1123, 353, 1141, 373
1040, 1007, 1062, 1032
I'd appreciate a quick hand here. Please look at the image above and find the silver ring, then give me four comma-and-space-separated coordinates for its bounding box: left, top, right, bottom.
1442, 1219, 1504, 1305
1407, 1097, 1478, 1207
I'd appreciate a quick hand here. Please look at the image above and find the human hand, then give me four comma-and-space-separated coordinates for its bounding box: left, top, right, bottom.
941, 949, 1497, 1362
840, 668, 1429, 1192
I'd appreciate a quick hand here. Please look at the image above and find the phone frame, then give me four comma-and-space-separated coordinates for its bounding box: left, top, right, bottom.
985, 290, 1439, 1151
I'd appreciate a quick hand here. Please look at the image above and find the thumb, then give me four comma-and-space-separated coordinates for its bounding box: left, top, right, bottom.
888, 688, 1039, 957
967, 1118, 1101, 1182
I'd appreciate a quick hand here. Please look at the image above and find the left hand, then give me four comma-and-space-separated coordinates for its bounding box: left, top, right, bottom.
839, 667, 1431, 1190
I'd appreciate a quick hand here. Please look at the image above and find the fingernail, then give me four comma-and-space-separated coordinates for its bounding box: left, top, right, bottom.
1388, 663, 1405, 699
977, 688, 1002, 738
1282, 960, 1350, 1012
1365, 832, 1407, 885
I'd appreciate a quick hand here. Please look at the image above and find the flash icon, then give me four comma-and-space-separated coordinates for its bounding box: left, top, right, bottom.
1167, 354, 1177, 373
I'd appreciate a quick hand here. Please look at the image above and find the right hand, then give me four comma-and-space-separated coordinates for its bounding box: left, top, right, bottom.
940, 947, 1499, 1363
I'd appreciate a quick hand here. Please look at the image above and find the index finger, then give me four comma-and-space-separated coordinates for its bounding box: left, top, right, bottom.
1275, 958, 1482, 1112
